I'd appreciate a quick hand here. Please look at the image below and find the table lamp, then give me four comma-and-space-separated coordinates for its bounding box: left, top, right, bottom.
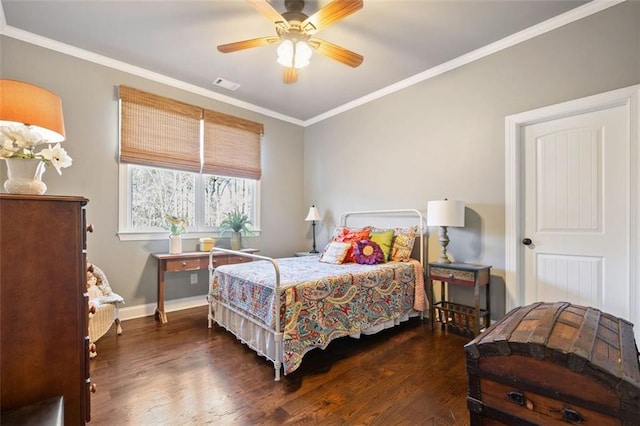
0, 79, 66, 142
427, 199, 465, 264
1, 79, 67, 194
305, 205, 322, 253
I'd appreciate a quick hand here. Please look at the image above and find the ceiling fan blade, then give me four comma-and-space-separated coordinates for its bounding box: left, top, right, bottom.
217, 36, 279, 53
309, 38, 363, 68
301, 0, 363, 34
247, 0, 290, 32
283, 67, 298, 84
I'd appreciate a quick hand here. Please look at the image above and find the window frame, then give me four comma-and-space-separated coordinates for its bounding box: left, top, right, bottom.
116, 87, 263, 242
117, 164, 261, 241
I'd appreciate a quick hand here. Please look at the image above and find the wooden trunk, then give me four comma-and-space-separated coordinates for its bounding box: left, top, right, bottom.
464, 302, 640, 425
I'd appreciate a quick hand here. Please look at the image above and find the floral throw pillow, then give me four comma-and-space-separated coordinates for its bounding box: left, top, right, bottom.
389, 226, 418, 262
331, 226, 371, 263
319, 241, 351, 264
353, 240, 384, 265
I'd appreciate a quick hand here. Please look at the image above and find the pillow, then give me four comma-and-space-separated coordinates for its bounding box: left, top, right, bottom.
370, 229, 394, 262
330, 226, 371, 242
353, 240, 384, 265
389, 226, 418, 262
319, 241, 351, 264
331, 226, 371, 263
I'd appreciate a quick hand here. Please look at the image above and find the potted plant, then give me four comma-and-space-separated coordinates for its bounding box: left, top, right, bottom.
218, 209, 254, 250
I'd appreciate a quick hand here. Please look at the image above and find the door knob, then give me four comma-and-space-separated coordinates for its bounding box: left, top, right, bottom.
522, 238, 532, 246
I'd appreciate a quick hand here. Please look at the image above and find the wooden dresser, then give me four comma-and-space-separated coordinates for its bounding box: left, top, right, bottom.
0, 194, 91, 424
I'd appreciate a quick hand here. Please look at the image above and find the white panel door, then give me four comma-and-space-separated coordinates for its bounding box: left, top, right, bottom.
523, 106, 629, 319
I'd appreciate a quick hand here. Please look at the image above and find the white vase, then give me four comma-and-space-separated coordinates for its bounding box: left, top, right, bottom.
169, 234, 182, 254
3, 158, 47, 195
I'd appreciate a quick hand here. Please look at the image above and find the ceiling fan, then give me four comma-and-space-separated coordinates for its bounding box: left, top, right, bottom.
217, 0, 364, 84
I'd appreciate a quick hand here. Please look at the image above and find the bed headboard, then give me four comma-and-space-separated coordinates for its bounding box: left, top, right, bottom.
338, 209, 426, 267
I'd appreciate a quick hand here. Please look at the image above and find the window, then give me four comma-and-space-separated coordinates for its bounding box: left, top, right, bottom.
130, 166, 195, 231
203, 174, 257, 227
117, 86, 262, 240
121, 164, 258, 237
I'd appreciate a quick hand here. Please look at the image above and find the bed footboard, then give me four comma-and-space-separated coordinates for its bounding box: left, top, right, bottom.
208, 248, 283, 380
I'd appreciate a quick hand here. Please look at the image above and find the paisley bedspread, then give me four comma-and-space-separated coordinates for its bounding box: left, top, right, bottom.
210, 256, 424, 374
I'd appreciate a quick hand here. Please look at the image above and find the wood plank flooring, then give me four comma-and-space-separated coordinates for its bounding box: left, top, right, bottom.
89, 306, 472, 425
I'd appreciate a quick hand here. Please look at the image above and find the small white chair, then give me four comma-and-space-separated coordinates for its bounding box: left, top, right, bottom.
87, 263, 124, 357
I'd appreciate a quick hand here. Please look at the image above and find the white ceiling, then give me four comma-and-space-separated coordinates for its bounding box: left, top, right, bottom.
1, 0, 607, 125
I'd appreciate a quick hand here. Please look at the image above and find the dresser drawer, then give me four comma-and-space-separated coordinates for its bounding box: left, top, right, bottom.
209, 256, 229, 268
430, 267, 475, 284
227, 255, 252, 264
166, 259, 201, 272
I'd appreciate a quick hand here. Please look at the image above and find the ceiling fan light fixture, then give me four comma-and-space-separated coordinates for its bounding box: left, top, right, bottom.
276, 39, 293, 66
294, 41, 312, 67
277, 39, 312, 69
218, 0, 364, 83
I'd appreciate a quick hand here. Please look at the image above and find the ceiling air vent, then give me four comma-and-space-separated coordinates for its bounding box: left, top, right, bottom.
213, 77, 240, 91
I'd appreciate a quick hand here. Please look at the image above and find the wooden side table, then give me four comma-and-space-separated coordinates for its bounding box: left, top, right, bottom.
151, 249, 258, 323
429, 262, 491, 337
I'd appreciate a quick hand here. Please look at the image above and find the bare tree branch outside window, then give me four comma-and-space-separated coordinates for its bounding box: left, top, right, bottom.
129, 165, 255, 232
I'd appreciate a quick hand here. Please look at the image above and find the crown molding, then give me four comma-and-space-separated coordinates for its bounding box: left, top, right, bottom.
1, 0, 625, 128
0, 24, 304, 127
304, 0, 626, 126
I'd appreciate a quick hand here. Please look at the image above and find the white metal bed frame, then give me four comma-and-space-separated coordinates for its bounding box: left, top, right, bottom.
207, 209, 426, 381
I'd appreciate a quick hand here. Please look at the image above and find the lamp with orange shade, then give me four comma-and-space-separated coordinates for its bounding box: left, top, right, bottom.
0, 79, 66, 142
1, 79, 71, 194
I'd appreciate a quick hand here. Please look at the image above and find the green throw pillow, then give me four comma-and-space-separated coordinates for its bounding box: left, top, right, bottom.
370, 230, 394, 262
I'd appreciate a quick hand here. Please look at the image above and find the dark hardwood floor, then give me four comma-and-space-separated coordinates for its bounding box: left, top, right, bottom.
89, 306, 472, 425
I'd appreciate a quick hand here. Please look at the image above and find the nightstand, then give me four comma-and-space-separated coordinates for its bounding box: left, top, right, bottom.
294, 251, 320, 257
429, 262, 491, 337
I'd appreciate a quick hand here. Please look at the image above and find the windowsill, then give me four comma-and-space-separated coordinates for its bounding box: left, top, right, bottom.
117, 230, 262, 242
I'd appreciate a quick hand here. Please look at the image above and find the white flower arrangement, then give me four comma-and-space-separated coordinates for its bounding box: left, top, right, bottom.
0, 124, 72, 175
166, 214, 188, 235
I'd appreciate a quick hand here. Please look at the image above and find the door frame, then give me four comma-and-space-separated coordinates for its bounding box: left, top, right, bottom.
505, 85, 640, 328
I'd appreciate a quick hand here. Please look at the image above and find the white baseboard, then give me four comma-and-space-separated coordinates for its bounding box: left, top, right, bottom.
118, 294, 209, 321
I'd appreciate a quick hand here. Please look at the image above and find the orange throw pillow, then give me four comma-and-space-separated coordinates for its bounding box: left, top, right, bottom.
333, 227, 371, 263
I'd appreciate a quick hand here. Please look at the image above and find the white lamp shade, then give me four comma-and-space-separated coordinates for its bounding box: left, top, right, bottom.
293, 41, 312, 68
427, 200, 465, 227
277, 40, 294, 67
277, 39, 312, 69
305, 206, 321, 221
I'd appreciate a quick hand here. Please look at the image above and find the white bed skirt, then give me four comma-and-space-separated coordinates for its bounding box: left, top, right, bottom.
211, 300, 421, 370
213, 303, 279, 362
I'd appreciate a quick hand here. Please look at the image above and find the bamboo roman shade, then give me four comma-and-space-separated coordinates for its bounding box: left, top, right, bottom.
202, 109, 263, 180
119, 86, 263, 179
119, 86, 202, 173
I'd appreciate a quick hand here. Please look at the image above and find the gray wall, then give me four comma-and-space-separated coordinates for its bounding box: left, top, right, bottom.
0, 37, 306, 311
303, 1, 640, 318
2, 2, 639, 320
